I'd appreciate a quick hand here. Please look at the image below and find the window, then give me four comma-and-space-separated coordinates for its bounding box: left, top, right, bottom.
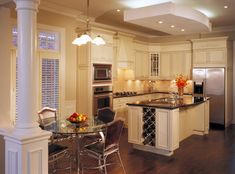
38, 31, 59, 51
41, 58, 59, 110
11, 27, 62, 123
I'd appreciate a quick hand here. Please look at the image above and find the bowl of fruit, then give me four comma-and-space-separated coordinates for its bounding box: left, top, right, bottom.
67, 112, 88, 124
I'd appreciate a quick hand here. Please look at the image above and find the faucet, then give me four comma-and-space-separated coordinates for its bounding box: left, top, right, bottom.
169, 91, 179, 100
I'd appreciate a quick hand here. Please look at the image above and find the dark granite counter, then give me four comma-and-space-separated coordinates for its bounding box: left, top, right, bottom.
127, 96, 209, 110
113, 90, 192, 99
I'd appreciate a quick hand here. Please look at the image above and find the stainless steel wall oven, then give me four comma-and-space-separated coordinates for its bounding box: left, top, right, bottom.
93, 86, 113, 115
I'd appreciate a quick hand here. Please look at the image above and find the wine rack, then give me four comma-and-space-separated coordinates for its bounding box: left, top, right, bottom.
142, 107, 156, 146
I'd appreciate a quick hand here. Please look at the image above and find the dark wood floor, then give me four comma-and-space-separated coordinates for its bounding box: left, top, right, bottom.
58, 125, 235, 174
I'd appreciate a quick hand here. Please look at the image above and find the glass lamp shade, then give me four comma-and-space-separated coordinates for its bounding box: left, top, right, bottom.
72, 32, 92, 46
79, 33, 92, 43
92, 35, 106, 45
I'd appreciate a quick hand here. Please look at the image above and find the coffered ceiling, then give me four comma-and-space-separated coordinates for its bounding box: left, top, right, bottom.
4, 0, 235, 37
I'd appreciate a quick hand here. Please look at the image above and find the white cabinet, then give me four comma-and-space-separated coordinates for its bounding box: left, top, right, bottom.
127, 106, 179, 153
128, 106, 142, 144
113, 97, 128, 124
135, 51, 149, 79
160, 51, 191, 78
91, 32, 114, 64
192, 37, 229, 67
149, 53, 160, 79
191, 100, 209, 134
156, 109, 179, 151
193, 48, 226, 67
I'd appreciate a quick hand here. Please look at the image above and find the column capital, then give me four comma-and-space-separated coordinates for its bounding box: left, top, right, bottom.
14, 0, 40, 11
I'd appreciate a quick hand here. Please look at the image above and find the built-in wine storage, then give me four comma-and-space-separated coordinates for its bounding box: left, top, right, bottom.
142, 107, 156, 146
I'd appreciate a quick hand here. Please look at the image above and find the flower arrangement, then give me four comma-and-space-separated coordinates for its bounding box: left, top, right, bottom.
175, 74, 188, 88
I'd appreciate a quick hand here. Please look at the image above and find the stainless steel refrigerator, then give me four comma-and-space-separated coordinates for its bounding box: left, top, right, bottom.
193, 68, 225, 126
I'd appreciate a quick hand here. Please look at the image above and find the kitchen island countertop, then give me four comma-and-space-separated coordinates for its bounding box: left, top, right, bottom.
127, 96, 209, 109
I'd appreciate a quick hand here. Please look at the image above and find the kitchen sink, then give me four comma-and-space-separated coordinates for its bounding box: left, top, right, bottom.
150, 97, 178, 105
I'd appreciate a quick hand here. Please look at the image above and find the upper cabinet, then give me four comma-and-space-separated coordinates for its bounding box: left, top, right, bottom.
134, 41, 149, 80
90, 32, 114, 64
192, 37, 232, 67
149, 53, 160, 79
160, 42, 192, 79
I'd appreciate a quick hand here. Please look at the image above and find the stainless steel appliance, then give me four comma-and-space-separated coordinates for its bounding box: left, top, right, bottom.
93, 86, 113, 115
193, 68, 225, 127
114, 91, 137, 97
93, 64, 112, 83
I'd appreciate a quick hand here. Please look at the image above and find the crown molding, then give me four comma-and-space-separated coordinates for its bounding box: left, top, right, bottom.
0, 0, 11, 5
212, 25, 235, 33
39, 1, 82, 18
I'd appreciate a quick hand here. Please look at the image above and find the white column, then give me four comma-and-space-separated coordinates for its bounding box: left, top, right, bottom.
4, 0, 51, 174
14, 0, 41, 134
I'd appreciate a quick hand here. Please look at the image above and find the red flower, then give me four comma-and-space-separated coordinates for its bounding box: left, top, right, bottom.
175, 74, 188, 88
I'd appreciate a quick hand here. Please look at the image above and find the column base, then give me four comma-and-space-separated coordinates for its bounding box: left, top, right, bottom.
4, 130, 51, 174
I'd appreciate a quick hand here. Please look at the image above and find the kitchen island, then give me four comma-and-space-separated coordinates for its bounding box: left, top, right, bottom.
127, 96, 209, 156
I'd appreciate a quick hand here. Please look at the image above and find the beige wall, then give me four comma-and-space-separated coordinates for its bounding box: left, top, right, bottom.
0, 7, 12, 174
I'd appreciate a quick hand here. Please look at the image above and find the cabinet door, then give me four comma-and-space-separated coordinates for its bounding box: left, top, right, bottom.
149, 53, 160, 79
135, 51, 149, 79
128, 107, 142, 144
160, 53, 171, 77
156, 109, 170, 150
91, 44, 113, 63
193, 50, 207, 65
207, 49, 226, 65
171, 52, 185, 77
135, 51, 143, 79
142, 52, 149, 78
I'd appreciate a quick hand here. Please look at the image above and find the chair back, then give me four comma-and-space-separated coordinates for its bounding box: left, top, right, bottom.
97, 107, 116, 124
105, 120, 124, 150
38, 107, 57, 128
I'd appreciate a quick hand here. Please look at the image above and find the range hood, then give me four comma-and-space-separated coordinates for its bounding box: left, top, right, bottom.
124, 2, 212, 35
115, 34, 134, 69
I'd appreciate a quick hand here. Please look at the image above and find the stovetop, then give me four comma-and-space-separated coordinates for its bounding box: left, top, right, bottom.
114, 91, 137, 97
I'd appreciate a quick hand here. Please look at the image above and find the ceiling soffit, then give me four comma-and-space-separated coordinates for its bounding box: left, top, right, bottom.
124, 2, 212, 35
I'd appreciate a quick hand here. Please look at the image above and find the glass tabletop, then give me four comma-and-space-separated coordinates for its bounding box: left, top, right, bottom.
44, 118, 106, 135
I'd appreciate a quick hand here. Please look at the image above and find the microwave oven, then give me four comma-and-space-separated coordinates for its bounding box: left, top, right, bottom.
93, 64, 112, 83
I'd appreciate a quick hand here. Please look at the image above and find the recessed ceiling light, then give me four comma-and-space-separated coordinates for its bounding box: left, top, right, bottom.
117, 9, 121, 12
181, 29, 185, 32
158, 21, 163, 24
224, 5, 228, 9
171, 25, 175, 28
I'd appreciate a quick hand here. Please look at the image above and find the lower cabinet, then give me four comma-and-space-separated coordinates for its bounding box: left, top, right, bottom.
128, 107, 142, 144
156, 109, 179, 151
128, 106, 179, 152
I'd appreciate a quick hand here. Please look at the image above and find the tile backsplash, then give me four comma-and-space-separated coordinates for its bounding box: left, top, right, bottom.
113, 69, 193, 94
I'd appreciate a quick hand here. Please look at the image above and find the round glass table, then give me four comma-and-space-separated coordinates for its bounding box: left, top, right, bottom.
45, 118, 106, 174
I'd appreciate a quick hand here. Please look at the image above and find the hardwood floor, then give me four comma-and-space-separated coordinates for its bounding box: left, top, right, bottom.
58, 125, 235, 174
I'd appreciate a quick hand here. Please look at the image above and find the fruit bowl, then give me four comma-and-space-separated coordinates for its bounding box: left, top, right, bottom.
67, 112, 88, 124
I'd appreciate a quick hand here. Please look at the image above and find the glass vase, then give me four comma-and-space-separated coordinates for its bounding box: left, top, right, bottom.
178, 87, 184, 99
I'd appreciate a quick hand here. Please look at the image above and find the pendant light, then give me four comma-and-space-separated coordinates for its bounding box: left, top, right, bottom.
72, 0, 105, 46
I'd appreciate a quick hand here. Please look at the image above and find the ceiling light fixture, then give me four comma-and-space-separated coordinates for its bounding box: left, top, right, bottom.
72, 0, 105, 46
171, 25, 175, 28
117, 9, 121, 12
158, 21, 163, 24
224, 5, 228, 9
181, 29, 185, 32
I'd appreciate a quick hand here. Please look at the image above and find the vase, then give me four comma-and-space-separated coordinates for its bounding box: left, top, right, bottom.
178, 87, 184, 98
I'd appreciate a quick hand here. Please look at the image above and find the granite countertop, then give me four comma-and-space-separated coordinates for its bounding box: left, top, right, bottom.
113, 90, 192, 98
126, 96, 209, 110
